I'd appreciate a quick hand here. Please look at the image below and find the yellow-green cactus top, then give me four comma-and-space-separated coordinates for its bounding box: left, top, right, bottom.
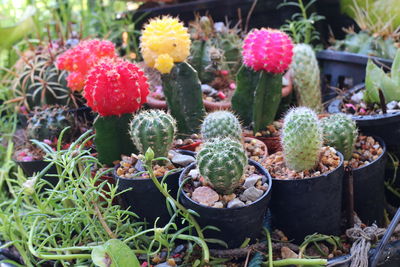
141, 16, 191, 74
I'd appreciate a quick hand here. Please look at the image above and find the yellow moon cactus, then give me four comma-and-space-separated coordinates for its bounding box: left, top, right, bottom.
141, 16, 191, 74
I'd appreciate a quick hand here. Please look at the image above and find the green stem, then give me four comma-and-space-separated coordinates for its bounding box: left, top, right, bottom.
266, 229, 273, 267
264, 258, 327, 266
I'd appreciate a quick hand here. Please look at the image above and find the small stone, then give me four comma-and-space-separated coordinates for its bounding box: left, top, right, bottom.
116, 168, 124, 176
171, 154, 195, 166
387, 100, 398, 110
188, 169, 200, 179
222, 193, 236, 203
190, 133, 199, 139
172, 244, 185, 255
240, 186, 263, 202
243, 175, 261, 189
227, 198, 245, 208
350, 91, 363, 103
192, 186, 219, 206
212, 201, 224, 208
175, 139, 183, 145
246, 200, 252, 205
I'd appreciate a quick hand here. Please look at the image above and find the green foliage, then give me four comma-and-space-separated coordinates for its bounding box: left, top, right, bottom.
201, 110, 242, 141
290, 44, 323, 112
364, 49, 400, 104
321, 113, 358, 161
197, 138, 247, 195
279, 0, 324, 45
27, 105, 75, 141
161, 62, 206, 136
281, 107, 323, 172
129, 110, 176, 158
92, 239, 140, 267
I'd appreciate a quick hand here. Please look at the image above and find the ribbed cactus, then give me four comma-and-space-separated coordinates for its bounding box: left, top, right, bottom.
201, 111, 242, 141
197, 138, 248, 194
290, 44, 323, 112
129, 110, 177, 158
281, 107, 323, 172
321, 113, 358, 161
27, 105, 75, 141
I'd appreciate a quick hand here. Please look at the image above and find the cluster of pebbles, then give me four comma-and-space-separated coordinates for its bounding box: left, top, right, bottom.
183, 165, 269, 208
243, 121, 283, 138
342, 90, 400, 115
244, 138, 267, 162
345, 135, 383, 169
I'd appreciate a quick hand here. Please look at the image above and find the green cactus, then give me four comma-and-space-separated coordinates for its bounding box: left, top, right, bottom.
201, 110, 242, 141
321, 113, 358, 160
26, 105, 75, 141
290, 44, 323, 112
161, 62, 206, 136
129, 110, 176, 158
197, 138, 247, 195
189, 40, 222, 83
281, 107, 323, 172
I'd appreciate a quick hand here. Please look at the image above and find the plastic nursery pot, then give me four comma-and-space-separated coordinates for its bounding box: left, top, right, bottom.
350, 136, 387, 226
269, 152, 345, 244
178, 160, 273, 249
328, 83, 400, 152
146, 95, 168, 110
203, 99, 231, 111
15, 160, 58, 187
112, 150, 195, 226
317, 50, 393, 102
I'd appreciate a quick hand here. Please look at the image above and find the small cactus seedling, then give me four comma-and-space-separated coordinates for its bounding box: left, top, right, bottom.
201, 111, 242, 141
232, 28, 293, 133
321, 113, 358, 160
281, 107, 323, 172
129, 110, 177, 158
197, 138, 248, 195
26, 105, 75, 141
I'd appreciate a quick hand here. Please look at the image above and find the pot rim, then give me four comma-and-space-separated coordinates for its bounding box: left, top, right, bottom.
317, 49, 393, 65
179, 159, 272, 211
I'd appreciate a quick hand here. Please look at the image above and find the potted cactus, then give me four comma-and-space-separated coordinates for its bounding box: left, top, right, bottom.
140, 16, 205, 136
112, 109, 195, 225
321, 113, 387, 226
179, 137, 272, 248
327, 49, 400, 152
262, 107, 344, 243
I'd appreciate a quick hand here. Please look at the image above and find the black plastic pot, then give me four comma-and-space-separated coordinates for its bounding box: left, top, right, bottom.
15, 160, 58, 187
328, 83, 400, 152
350, 137, 387, 226
178, 160, 272, 249
317, 50, 392, 102
269, 153, 344, 244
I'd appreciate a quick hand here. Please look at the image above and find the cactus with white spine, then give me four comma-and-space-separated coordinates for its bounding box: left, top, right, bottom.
290, 44, 323, 112
321, 113, 358, 160
201, 111, 242, 141
129, 110, 177, 158
197, 138, 247, 195
281, 107, 323, 172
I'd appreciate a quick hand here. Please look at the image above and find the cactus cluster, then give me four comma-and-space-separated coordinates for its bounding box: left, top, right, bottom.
321, 113, 358, 160
201, 111, 242, 141
26, 105, 75, 141
197, 138, 248, 194
129, 110, 177, 158
281, 107, 323, 172
290, 44, 323, 112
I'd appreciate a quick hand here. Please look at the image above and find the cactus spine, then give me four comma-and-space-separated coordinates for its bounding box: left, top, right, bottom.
27, 105, 75, 141
129, 110, 176, 157
321, 113, 358, 160
197, 138, 248, 194
201, 111, 242, 141
281, 107, 323, 172
290, 44, 323, 112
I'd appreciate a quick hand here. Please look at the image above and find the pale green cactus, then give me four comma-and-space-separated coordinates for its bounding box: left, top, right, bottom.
201, 111, 242, 141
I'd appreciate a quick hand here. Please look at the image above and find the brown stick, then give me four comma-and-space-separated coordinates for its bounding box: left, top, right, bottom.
93, 202, 117, 239
210, 242, 299, 258
379, 89, 387, 114
345, 166, 355, 228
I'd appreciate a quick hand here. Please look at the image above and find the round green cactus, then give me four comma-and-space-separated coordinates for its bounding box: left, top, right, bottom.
281, 107, 323, 172
321, 113, 358, 160
201, 111, 242, 141
129, 110, 177, 157
27, 105, 75, 141
197, 137, 247, 195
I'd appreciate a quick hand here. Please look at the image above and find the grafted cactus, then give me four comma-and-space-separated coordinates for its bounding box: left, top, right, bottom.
201, 111, 242, 141
281, 107, 323, 172
129, 110, 177, 158
321, 113, 358, 160
197, 138, 247, 194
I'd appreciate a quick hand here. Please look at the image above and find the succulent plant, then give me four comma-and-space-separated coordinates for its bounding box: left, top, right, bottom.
197, 138, 248, 195
290, 44, 323, 112
201, 111, 242, 141
321, 113, 358, 160
83, 58, 150, 165
281, 107, 323, 172
26, 105, 75, 141
129, 110, 177, 158
232, 28, 293, 133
